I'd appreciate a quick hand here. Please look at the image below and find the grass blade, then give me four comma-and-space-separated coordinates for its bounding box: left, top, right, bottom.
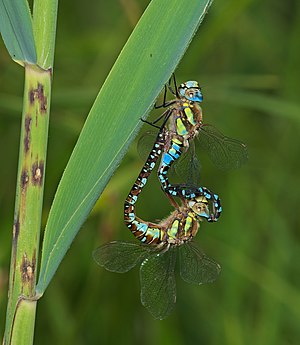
0, 0, 36, 64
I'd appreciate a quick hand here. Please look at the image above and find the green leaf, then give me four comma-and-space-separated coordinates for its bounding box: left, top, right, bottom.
36, 0, 213, 293
0, 0, 37, 64
32, 0, 58, 68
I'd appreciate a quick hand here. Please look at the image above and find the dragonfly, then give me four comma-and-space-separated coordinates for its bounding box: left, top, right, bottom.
94, 126, 221, 319
93, 196, 221, 319
124, 126, 221, 247
141, 78, 248, 199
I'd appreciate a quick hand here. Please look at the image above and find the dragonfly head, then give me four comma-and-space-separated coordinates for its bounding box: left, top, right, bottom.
188, 196, 210, 220
178, 81, 203, 102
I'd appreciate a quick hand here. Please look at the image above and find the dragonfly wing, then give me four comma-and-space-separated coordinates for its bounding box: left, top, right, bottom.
137, 131, 157, 161
179, 243, 221, 284
93, 241, 148, 273
198, 124, 248, 170
173, 140, 202, 185
140, 249, 177, 320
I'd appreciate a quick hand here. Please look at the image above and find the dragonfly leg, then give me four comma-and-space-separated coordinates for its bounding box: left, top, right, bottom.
164, 192, 179, 210
141, 108, 174, 129
167, 73, 179, 98
141, 119, 161, 129
154, 85, 168, 109
155, 74, 178, 108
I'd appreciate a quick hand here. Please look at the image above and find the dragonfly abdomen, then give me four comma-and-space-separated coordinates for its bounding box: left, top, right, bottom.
124, 129, 166, 244
158, 136, 185, 191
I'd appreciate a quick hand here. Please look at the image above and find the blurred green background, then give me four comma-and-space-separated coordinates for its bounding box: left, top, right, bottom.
1, 0, 300, 344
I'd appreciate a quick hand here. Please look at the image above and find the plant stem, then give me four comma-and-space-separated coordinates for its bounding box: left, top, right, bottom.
3, 64, 51, 345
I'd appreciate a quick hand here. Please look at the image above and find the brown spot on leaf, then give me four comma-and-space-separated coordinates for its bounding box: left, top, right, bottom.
29, 90, 35, 104
20, 251, 36, 291
31, 161, 44, 186
37, 83, 47, 113
13, 213, 20, 242
28, 83, 47, 114
24, 115, 32, 153
21, 169, 29, 191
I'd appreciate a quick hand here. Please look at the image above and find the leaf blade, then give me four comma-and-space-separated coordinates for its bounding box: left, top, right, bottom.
0, 0, 37, 63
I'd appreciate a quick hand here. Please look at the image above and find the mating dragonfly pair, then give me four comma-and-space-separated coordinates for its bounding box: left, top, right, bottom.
93, 78, 247, 319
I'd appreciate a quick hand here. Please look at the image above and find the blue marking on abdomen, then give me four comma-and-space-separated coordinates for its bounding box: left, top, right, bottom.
162, 153, 174, 165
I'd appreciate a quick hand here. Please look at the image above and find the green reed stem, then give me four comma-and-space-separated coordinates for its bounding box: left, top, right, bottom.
3, 64, 51, 344
3, 0, 57, 342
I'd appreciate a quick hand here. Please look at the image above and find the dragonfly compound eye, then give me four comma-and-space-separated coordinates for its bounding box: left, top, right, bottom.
178, 81, 203, 102
188, 200, 210, 219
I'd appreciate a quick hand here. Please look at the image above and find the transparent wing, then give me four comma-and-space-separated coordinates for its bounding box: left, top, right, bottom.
173, 140, 202, 185
179, 242, 221, 284
198, 124, 248, 170
92, 241, 148, 273
140, 249, 177, 320
137, 131, 157, 161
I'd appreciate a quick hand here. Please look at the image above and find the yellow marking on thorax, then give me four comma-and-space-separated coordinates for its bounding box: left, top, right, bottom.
184, 213, 195, 235
176, 118, 188, 136
168, 219, 179, 239
183, 102, 196, 126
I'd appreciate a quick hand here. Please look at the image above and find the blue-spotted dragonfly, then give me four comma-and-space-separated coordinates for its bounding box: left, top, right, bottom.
140, 79, 248, 198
